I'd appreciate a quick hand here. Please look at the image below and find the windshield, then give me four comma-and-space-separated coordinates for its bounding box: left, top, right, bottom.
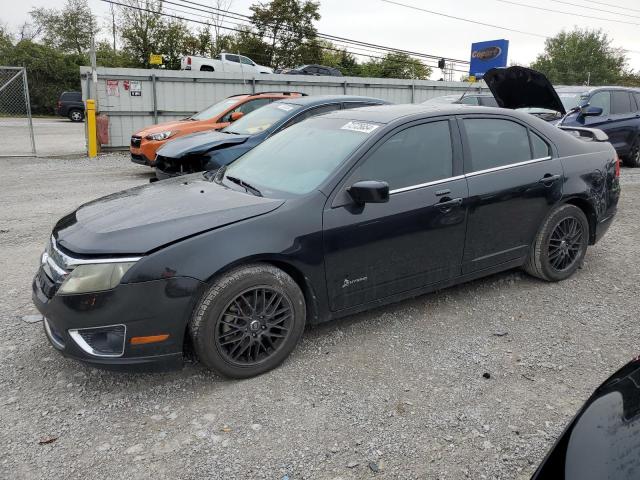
558, 92, 589, 111
223, 102, 301, 135
223, 117, 379, 196
190, 98, 239, 121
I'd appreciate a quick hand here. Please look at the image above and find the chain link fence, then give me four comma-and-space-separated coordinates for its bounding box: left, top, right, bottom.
0, 67, 36, 156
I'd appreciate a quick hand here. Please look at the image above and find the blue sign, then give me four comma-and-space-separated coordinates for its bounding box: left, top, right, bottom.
469, 39, 509, 78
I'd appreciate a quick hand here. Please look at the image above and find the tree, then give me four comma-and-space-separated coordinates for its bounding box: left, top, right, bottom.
361, 52, 431, 80
250, 0, 320, 69
531, 28, 626, 85
157, 19, 192, 70
30, 0, 98, 55
226, 27, 272, 66
117, 0, 165, 67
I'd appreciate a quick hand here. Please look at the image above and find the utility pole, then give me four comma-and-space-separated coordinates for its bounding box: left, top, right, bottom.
586, 71, 591, 86
90, 35, 98, 108
110, 3, 117, 52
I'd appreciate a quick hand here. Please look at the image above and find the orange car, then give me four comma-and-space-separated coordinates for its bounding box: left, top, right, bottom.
130, 91, 304, 166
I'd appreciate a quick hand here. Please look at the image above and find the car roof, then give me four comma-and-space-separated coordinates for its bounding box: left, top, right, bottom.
322, 103, 538, 124
274, 95, 388, 107
556, 85, 640, 94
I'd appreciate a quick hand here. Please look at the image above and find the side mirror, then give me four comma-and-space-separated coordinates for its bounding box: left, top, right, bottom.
347, 180, 389, 205
580, 105, 603, 117
230, 111, 244, 122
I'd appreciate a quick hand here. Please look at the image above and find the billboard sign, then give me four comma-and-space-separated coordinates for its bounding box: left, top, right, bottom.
469, 39, 509, 78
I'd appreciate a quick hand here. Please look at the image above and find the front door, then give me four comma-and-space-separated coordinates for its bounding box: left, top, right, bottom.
323, 119, 468, 311
459, 116, 563, 274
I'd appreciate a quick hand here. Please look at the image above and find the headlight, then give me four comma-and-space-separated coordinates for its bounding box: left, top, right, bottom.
58, 262, 136, 295
146, 131, 176, 141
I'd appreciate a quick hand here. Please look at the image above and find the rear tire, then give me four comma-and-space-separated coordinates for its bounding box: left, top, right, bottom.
623, 137, 640, 168
68, 109, 84, 122
524, 204, 589, 282
189, 264, 306, 378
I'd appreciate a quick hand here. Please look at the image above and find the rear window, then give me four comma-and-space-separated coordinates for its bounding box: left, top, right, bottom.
61, 92, 81, 101
464, 118, 531, 172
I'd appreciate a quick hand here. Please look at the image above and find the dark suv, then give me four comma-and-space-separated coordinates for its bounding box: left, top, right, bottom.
556, 86, 640, 167
56, 91, 84, 122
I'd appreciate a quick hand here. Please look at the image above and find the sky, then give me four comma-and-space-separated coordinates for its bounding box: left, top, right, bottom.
2, 0, 639, 80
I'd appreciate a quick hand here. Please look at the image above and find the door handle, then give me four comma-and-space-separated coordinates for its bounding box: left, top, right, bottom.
539, 174, 561, 185
435, 197, 463, 212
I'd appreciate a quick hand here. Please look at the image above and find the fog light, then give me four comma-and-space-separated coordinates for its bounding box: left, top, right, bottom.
69, 325, 126, 357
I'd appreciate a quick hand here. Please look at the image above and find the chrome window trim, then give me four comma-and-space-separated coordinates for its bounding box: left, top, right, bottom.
390, 175, 465, 195
387, 156, 553, 195
68, 324, 127, 358
51, 236, 142, 267
465, 156, 552, 177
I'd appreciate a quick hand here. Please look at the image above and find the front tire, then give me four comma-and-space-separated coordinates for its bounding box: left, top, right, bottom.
189, 264, 306, 378
525, 204, 589, 282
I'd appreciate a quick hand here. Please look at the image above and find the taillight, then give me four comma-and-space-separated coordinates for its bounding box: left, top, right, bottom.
187, 56, 191, 65
614, 154, 620, 178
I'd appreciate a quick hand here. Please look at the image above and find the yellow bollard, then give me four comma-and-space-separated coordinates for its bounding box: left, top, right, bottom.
86, 99, 98, 158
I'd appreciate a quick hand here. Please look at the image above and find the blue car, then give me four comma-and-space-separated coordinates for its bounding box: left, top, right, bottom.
154, 95, 389, 179
484, 67, 640, 168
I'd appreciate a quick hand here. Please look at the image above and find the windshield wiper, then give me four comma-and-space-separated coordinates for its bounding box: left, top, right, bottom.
203, 165, 226, 182
226, 175, 262, 196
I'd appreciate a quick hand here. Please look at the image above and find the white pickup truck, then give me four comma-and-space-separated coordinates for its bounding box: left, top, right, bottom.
181, 53, 274, 74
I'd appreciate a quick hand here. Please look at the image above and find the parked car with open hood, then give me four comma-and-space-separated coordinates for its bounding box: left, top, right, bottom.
130, 91, 303, 166
484, 66, 640, 167
154, 95, 389, 179
33, 101, 619, 378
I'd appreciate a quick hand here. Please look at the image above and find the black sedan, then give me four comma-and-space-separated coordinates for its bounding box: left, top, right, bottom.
32, 104, 620, 378
154, 95, 387, 179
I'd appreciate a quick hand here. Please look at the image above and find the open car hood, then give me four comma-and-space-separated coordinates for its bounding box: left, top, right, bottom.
484, 66, 566, 115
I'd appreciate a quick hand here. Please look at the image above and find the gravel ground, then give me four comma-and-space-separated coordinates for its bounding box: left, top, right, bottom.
1, 154, 639, 480
0, 117, 85, 157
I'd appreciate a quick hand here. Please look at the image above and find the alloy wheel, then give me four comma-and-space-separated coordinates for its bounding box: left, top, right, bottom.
71, 111, 82, 121
215, 286, 293, 366
548, 217, 583, 271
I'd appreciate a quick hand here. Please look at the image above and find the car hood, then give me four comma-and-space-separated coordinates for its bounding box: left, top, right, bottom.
484, 66, 566, 115
53, 175, 284, 255
134, 120, 195, 138
156, 130, 250, 159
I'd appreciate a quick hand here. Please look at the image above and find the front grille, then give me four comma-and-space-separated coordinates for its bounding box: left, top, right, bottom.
131, 136, 142, 148
69, 325, 126, 357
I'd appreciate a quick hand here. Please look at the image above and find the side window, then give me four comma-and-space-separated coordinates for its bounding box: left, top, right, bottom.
305, 66, 319, 75
611, 91, 632, 114
352, 121, 453, 190
221, 98, 271, 122
282, 104, 341, 129
588, 91, 611, 115
464, 118, 531, 172
479, 97, 498, 107
531, 132, 551, 159
226, 54, 240, 63
460, 96, 479, 106
240, 56, 254, 65
343, 102, 377, 110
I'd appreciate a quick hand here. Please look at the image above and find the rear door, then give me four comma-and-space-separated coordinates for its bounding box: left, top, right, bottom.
607, 91, 637, 155
460, 116, 562, 274
323, 118, 468, 311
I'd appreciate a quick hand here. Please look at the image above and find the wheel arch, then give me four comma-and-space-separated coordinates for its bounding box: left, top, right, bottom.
562, 197, 597, 244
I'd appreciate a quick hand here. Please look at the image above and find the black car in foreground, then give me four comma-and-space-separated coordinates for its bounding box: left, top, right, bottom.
33, 103, 620, 378
154, 95, 388, 179
533, 356, 640, 479
56, 91, 84, 122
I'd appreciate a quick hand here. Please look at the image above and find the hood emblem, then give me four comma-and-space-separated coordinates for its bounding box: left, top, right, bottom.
342, 276, 368, 289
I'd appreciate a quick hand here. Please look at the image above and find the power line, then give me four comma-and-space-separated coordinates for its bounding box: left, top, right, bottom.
379, 0, 550, 38
549, 0, 640, 19
494, 0, 640, 27
168, 0, 470, 64
557, 0, 640, 14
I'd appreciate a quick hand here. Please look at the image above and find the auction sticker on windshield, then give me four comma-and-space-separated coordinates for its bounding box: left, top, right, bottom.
341, 121, 380, 134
